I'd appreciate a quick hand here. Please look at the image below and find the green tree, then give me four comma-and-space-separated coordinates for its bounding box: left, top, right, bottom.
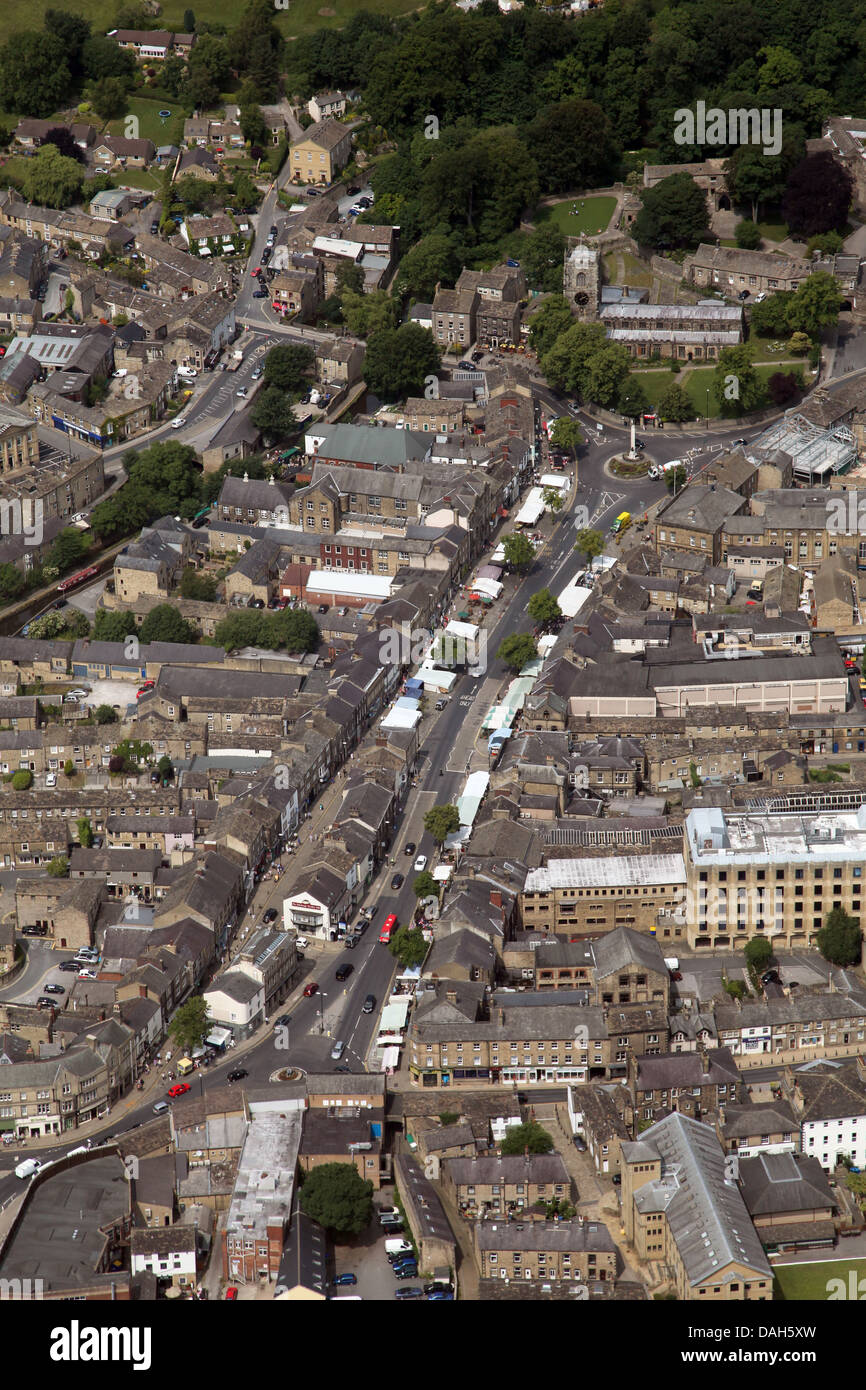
413, 870, 437, 899
783, 152, 853, 236
76, 816, 94, 847
744, 936, 773, 973
139, 605, 196, 646
157, 755, 174, 781
112, 738, 153, 771
0, 563, 26, 602
94, 705, 118, 725
183, 9, 196, 33
47, 855, 69, 877
632, 173, 711, 250
63, 760, 75, 778
363, 323, 440, 401
502, 533, 535, 573
500, 1121, 554, 1156
665, 465, 687, 492
806, 231, 844, 257
713, 345, 766, 416
239, 104, 268, 147
497, 631, 538, 672
179, 568, 218, 602
617, 375, 648, 419
48, 528, 88, 575
80, 35, 137, 81
250, 386, 302, 439
341, 288, 398, 338
389, 923, 429, 968
298, 1162, 374, 1238
816, 907, 862, 967
524, 98, 616, 195
749, 292, 795, 338
21, 145, 85, 210
542, 487, 563, 513
787, 331, 811, 356
274, 607, 320, 653
528, 296, 573, 359
93, 609, 138, 643
0, 33, 72, 117
263, 344, 314, 393
725, 145, 793, 223
574, 528, 604, 563
86, 76, 130, 123
548, 417, 583, 461
785, 272, 842, 336
657, 380, 693, 423
169, 996, 211, 1054
423, 804, 460, 846
521, 224, 565, 294
11, 770, 32, 790
527, 588, 562, 629
394, 233, 460, 301
735, 219, 762, 250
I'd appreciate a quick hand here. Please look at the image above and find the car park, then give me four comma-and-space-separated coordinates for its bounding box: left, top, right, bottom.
58, 960, 80, 971
77, 969, 98, 979
335, 964, 353, 982
303, 982, 319, 997
227, 1068, 248, 1083
167, 1083, 190, 1098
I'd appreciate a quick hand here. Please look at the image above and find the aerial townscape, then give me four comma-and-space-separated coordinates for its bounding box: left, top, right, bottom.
0, 0, 865, 1344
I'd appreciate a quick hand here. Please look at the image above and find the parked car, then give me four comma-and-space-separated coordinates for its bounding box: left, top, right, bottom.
390, 873, 404, 890
404, 842, 416, 857
167, 1083, 190, 1098
236, 386, 248, 398
335, 964, 353, 982
77, 969, 97, 980
22, 924, 48, 936
427, 1290, 454, 1300
262, 907, 278, 923
45, 772, 56, 787
394, 1287, 424, 1299
227, 1068, 248, 1083
43, 983, 65, 995
150, 222, 160, 234
171, 415, 187, 429
573, 1135, 588, 1152
274, 1013, 292, 1029
330, 1040, 346, 1061
251, 365, 263, 380
378, 1205, 399, 1219
318, 604, 329, 613
761, 969, 780, 985
413, 854, 428, 873
58, 960, 80, 971
424, 1282, 452, 1295
37, 996, 58, 1008
253, 288, 268, 298
225, 1287, 238, 1300
333, 1273, 357, 1286
303, 982, 319, 997
394, 1266, 419, 1280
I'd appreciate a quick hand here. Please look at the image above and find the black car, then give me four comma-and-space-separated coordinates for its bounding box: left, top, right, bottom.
404, 842, 416, 857
335, 964, 353, 982
253, 289, 268, 298
262, 908, 278, 924
362, 994, 376, 1014
318, 604, 329, 613
269, 225, 278, 235
227, 1068, 248, 1083
58, 960, 81, 971
43, 983, 65, 995
346, 185, 360, 195
150, 222, 159, 234
761, 969, 780, 985
334, 1064, 351, 1073
22, 924, 48, 936
390, 873, 404, 891
274, 1014, 292, 1029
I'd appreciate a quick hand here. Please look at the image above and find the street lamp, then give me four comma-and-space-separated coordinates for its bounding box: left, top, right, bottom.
319, 992, 327, 1035
706, 388, 710, 432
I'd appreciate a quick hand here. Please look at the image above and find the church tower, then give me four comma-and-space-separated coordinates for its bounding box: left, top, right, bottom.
563, 237, 600, 320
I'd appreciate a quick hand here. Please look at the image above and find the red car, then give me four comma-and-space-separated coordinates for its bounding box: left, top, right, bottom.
225, 1287, 238, 1300
167, 1082, 190, 1098
303, 982, 319, 997
137, 681, 154, 698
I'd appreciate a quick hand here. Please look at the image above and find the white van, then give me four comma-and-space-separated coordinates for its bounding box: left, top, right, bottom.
15, 1158, 41, 1180
385, 1237, 413, 1256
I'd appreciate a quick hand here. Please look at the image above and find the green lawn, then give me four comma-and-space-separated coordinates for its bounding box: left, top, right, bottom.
108, 97, 185, 149
3, 0, 420, 38
774, 1257, 866, 1301
755, 221, 788, 243
632, 360, 813, 419
535, 195, 618, 238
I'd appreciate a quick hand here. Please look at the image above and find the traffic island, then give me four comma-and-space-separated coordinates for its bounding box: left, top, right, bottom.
608, 456, 653, 478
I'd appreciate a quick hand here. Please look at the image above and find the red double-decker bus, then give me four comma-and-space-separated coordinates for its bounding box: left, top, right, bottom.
57, 565, 98, 594
378, 913, 398, 945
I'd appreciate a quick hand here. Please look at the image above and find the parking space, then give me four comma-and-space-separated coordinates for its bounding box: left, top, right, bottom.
333, 1204, 423, 1301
